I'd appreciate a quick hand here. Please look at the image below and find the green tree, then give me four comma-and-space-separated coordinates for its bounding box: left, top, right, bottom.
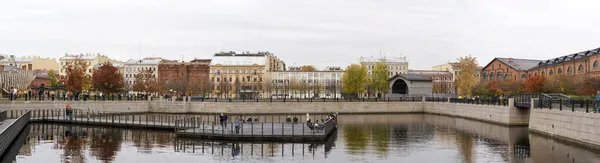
369, 62, 389, 98
455, 56, 479, 97
342, 64, 368, 98
48, 70, 60, 89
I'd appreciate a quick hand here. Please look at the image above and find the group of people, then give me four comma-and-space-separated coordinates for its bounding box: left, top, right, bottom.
219, 113, 247, 134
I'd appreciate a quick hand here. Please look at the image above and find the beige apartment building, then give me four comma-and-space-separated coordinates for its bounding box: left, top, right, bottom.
209, 51, 285, 98
0, 55, 59, 71
59, 53, 112, 76
361, 56, 409, 77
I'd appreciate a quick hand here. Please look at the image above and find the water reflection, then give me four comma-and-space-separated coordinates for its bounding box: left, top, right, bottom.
174, 131, 336, 159
11, 114, 600, 163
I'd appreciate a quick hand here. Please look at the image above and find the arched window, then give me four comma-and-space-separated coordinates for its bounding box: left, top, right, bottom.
483, 73, 488, 81
490, 72, 495, 80
558, 68, 563, 74
534, 72, 538, 76
594, 61, 599, 68
549, 70, 554, 76
541, 71, 545, 76
578, 65, 584, 72
497, 72, 502, 80
521, 74, 527, 79
504, 74, 510, 80
567, 67, 572, 73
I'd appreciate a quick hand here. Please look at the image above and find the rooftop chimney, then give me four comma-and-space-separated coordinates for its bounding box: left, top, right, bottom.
508, 58, 513, 62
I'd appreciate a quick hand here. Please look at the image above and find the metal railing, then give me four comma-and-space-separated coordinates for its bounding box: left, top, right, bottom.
174, 114, 337, 138
13, 109, 194, 128
449, 97, 509, 106
534, 99, 598, 113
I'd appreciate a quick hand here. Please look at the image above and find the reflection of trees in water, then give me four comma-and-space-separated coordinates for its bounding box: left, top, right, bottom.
371, 125, 389, 155
455, 132, 473, 163
62, 127, 87, 163
89, 128, 123, 162
391, 123, 434, 145
343, 124, 370, 155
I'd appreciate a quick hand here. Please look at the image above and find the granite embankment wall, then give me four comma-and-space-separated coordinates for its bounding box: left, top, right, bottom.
0, 100, 524, 124
149, 101, 424, 114
529, 108, 600, 150
423, 99, 529, 126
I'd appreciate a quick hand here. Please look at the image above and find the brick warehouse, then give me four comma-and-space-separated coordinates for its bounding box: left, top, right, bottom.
482, 47, 600, 81
157, 59, 211, 95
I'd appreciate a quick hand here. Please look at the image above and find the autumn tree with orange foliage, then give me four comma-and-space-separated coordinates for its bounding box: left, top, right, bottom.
300, 65, 317, 71
62, 58, 89, 92
577, 77, 600, 96
132, 70, 160, 94
92, 62, 124, 94
523, 75, 545, 93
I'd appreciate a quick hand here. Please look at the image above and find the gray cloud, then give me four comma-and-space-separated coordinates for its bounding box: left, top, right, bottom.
1, 0, 600, 69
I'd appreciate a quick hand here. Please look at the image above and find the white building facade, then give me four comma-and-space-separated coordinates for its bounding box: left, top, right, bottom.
268, 67, 344, 99
123, 58, 162, 90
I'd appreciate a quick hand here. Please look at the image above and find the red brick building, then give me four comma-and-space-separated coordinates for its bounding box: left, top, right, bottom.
30, 75, 50, 88
481, 47, 600, 81
157, 59, 211, 95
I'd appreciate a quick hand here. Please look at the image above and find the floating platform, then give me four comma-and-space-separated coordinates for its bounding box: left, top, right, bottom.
175, 116, 337, 142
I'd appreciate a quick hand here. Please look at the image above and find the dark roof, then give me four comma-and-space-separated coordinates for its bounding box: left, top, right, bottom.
536, 47, 600, 68
485, 58, 541, 71
389, 74, 432, 81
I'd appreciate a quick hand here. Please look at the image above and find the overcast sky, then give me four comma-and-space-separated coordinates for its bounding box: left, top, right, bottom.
1, 0, 600, 69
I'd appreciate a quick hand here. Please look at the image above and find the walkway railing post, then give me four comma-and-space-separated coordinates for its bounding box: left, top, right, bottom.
586, 100, 590, 113
572, 99, 575, 112
560, 99, 562, 111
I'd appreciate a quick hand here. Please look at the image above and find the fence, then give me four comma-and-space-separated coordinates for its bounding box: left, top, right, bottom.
449, 97, 509, 106
174, 114, 337, 139
0, 111, 30, 156
534, 99, 598, 113
15, 109, 195, 129
0, 111, 6, 122
189, 97, 424, 102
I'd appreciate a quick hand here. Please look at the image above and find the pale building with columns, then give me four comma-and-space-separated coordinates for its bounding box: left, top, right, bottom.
268, 66, 344, 99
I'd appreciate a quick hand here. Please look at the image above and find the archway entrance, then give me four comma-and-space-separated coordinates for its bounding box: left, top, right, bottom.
392, 79, 408, 94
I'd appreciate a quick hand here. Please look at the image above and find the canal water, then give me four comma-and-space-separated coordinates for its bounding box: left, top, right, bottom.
8, 114, 600, 163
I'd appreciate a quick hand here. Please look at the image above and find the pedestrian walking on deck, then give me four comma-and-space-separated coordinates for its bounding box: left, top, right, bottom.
234, 116, 241, 134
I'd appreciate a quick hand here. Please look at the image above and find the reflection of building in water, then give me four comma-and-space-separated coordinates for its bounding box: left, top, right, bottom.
18, 123, 176, 162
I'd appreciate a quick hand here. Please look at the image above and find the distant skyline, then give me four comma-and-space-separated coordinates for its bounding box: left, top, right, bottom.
2, 0, 600, 69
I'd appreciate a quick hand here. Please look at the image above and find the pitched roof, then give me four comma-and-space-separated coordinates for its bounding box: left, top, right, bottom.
489, 58, 542, 71
537, 47, 600, 67
389, 74, 432, 81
